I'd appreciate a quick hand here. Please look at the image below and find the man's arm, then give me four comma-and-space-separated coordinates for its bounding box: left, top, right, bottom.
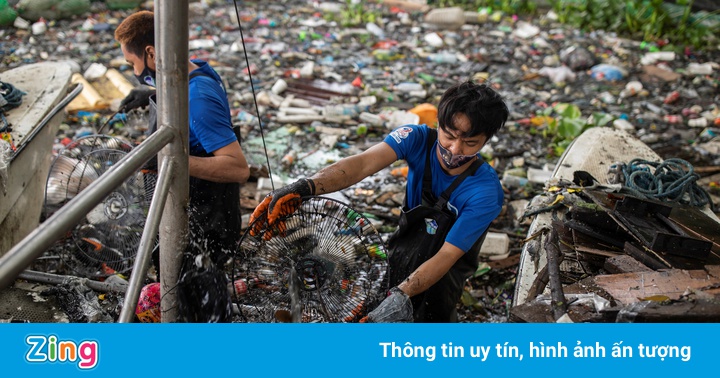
310, 142, 397, 194
188, 141, 250, 183
397, 242, 464, 297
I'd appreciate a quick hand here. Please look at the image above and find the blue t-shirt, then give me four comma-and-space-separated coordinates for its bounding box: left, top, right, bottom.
384, 125, 504, 253
188, 59, 237, 155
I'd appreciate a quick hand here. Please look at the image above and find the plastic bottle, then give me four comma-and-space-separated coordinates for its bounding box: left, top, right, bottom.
359, 112, 385, 127
394, 82, 423, 93
688, 118, 708, 128
640, 51, 675, 65
271, 78, 288, 94
428, 52, 458, 64
365, 22, 385, 39
502, 169, 528, 189
463, 8, 490, 24
687, 63, 713, 75
237, 110, 258, 124
324, 104, 363, 117
424, 7, 465, 30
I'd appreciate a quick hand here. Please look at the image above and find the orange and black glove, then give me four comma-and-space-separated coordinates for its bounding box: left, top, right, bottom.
249, 178, 315, 240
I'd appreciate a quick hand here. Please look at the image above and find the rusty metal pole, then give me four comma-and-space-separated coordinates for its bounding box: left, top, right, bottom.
156, 0, 189, 322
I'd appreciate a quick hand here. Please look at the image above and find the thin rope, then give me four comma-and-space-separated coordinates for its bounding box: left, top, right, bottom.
233, 0, 275, 191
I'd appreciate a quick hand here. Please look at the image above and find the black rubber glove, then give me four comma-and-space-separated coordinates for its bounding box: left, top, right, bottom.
366, 287, 413, 323
120, 88, 156, 111
249, 178, 315, 240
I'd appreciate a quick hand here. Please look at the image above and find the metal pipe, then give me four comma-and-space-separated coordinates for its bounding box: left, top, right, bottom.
156, 0, 189, 323
118, 157, 175, 323
0, 126, 174, 289
18, 270, 127, 293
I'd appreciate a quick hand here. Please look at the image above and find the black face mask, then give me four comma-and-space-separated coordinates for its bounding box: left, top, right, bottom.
134, 52, 156, 87
436, 141, 478, 169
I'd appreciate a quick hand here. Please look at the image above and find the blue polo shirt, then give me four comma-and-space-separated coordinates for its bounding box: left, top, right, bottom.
188, 59, 236, 155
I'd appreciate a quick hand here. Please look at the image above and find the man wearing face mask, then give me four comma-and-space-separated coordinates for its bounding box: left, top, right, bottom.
250, 81, 508, 322
114, 11, 250, 321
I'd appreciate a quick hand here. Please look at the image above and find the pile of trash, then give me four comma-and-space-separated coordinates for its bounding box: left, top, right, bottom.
1, 0, 719, 322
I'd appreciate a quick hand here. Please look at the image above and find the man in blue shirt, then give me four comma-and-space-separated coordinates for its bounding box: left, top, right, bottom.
115, 11, 250, 322
251, 81, 508, 322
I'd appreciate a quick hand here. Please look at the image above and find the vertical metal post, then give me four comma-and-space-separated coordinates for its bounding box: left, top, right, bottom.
156, 0, 189, 322
118, 157, 175, 323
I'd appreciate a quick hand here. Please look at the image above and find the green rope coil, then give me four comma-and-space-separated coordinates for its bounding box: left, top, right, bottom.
0, 81, 25, 112
618, 158, 713, 209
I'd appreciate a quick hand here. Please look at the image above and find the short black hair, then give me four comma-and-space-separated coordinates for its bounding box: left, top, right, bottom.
437, 81, 509, 139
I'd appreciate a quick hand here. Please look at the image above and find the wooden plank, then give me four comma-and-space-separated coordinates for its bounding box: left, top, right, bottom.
604, 255, 654, 274
487, 253, 521, 270
595, 269, 720, 305
613, 300, 720, 322
706, 265, 720, 279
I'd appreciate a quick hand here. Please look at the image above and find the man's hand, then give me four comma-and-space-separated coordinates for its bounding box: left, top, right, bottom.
366, 287, 413, 323
249, 178, 314, 240
120, 88, 156, 111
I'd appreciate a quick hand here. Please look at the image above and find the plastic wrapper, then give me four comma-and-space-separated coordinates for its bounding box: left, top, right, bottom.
0, 139, 10, 194
135, 282, 161, 323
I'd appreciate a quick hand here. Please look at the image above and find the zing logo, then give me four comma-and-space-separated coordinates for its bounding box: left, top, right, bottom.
25, 335, 98, 369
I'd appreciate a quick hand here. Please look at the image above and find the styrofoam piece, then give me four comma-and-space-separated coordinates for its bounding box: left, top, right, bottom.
527, 167, 553, 184
478, 232, 509, 258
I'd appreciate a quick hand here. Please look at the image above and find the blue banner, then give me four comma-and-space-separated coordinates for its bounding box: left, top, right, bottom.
1, 323, 717, 376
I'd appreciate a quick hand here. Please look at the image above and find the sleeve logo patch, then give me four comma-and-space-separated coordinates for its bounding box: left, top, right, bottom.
389, 126, 413, 144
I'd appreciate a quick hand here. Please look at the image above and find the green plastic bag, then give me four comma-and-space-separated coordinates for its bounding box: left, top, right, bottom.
0, 0, 18, 26
105, 0, 143, 10
16, 0, 90, 21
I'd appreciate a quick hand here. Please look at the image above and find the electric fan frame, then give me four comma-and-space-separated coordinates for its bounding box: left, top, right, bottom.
43, 135, 151, 278
231, 196, 389, 323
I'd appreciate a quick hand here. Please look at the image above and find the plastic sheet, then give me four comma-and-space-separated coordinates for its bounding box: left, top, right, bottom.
0, 139, 11, 194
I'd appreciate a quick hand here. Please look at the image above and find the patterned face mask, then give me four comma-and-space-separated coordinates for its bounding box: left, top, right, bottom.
134, 52, 156, 87
436, 141, 477, 169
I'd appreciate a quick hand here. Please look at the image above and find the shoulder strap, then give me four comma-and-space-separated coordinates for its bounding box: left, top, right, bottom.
189, 70, 209, 80
421, 128, 485, 209
434, 158, 484, 210
421, 128, 438, 204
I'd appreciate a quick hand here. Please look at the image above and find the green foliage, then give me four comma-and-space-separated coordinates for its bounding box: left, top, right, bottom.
542, 104, 614, 156
431, 0, 536, 15
340, 0, 379, 27
549, 0, 719, 50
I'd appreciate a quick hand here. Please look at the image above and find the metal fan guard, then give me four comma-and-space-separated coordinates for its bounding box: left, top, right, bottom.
43, 135, 150, 277
231, 196, 389, 323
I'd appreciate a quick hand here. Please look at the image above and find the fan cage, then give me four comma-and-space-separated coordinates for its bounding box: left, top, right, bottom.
43, 135, 152, 277
231, 196, 389, 323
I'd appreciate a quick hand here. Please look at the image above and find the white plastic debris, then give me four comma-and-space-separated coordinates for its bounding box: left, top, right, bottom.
478, 232, 510, 261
